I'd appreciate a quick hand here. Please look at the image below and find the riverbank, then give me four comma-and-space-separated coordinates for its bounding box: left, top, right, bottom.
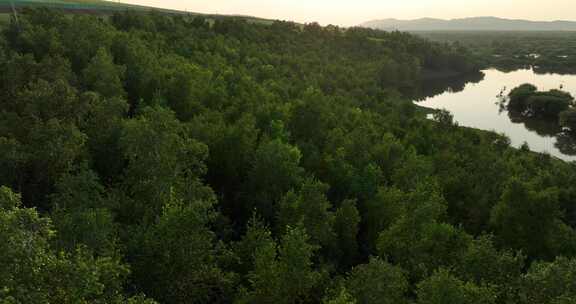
415, 68, 576, 161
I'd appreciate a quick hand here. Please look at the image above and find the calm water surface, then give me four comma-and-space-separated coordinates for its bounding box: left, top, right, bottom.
416, 68, 576, 161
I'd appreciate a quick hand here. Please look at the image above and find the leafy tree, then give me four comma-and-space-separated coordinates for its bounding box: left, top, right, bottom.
240, 225, 320, 304
233, 214, 275, 275
110, 33, 161, 109
289, 88, 334, 147
391, 153, 434, 190
158, 55, 211, 121
0, 54, 76, 102
508, 84, 537, 111
10, 21, 65, 59
333, 199, 361, 268
83, 47, 126, 98
118, 106, 214, 223
490, 179, 576, 259
60, 15, 116, 71
346, 257, 409, 304
81, 92, 129, 183
377, 183, 472, 278
508, 85, 573, 118
242, 138, 304, 223
519, 257, 576, 304
433, 109, 456, 128
277, 178, 336, 251
188, 113, 259, 221
6, 8, 576, 303
560, 109, 576, 131
0, 186, 152, 303
526, 94, 571, 118
455, 235, 525, 301
25, 118, 87, 205
416, 269, 497, 304
323, 288, 357, 304
363, 187, 407, 253
130, 196, 235, 304
49, 170, 118, 256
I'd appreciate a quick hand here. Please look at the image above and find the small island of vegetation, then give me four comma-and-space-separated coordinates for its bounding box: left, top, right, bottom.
507, 84, 576, 131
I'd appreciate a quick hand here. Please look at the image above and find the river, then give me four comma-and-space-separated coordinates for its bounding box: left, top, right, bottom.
416, 68, 576, 161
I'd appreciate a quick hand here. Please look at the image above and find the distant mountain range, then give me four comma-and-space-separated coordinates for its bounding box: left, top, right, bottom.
360, 17, 576, 31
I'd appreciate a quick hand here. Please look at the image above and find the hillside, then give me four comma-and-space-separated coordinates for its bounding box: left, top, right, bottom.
3, 7, 576, 304
0, 0, 277, 25
0, 0, 184, 14
361, 16, 576, 31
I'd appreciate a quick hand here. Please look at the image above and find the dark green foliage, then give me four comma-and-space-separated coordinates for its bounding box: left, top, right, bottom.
490, 179, 576, 259
277, 178, 336, 251
508, 84, 538, 110
346, 257, 409, 304
364, 187, 406, 252
0, 186, 153, 303
560, 108, 576, 131
433, 108, 456, 128
2, 8, 576, 304
243, 137, 304, 222
508, 84, 574, 118
519, 257, 576, 304
239, 225, 320, 304
419, 31, 576, 74
333, 199, 361, 268
377, 182, 473, 279
83, 47, 126, 98
49, 170, 119, 256
416, 269, 497, 304
454, 235, 525, 301
81, 93, 129, 182
129, 198, 235, 304
118, 106, 214, 223
526, 94, 572, 118
323, 288, 357, 304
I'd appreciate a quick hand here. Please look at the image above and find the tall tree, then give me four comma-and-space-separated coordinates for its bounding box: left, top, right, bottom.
346, 257, 409, 304
0, 186, 153, 303
519, 257, 576, 304
333, 199, 361, 268
83, 47, 126, 99
240, 225, 320, 304
277, 178, 336, 251
490, 179, 576, 259
118, 106, 214, 223
130, 195, 234, 304
377, 182, 472, 279
242, 138, 304, 223
416, 269, 497, 304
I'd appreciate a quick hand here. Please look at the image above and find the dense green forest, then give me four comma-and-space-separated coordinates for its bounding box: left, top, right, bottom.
2, 8, 576, 304
418, 31, 576, 73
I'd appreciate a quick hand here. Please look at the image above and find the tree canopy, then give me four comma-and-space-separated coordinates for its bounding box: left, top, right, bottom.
1, 7, 576, 304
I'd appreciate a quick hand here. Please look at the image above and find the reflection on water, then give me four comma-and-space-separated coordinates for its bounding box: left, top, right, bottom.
556, 133, 576, 156
415, 68, 576, 161
507, 113, 561, 137
413, 71, 485, 101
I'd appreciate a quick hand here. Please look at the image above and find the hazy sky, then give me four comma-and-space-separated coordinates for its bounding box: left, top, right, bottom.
119, 0, 576, 26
